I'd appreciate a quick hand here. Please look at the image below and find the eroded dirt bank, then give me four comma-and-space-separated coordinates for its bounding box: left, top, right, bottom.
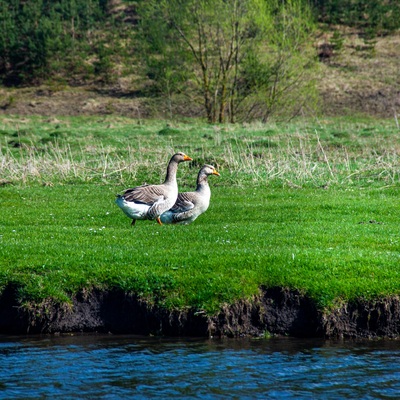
1, 285, 400, 339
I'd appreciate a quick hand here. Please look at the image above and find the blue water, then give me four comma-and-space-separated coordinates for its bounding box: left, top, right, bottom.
1, 335, 400, 399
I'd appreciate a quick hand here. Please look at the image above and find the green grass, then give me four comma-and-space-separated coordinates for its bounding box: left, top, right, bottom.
1, 115, 400, 314
1, 183, 399, 313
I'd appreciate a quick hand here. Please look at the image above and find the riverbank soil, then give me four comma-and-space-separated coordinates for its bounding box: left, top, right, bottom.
1, 286, 400, 339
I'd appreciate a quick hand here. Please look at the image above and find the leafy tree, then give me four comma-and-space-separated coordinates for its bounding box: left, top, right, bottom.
137, 0, 319, 122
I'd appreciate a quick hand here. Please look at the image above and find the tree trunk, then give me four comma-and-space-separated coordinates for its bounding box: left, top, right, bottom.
218, 79, 227, 123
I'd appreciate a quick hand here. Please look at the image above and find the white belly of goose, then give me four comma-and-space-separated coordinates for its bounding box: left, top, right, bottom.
115, 195, 150, 220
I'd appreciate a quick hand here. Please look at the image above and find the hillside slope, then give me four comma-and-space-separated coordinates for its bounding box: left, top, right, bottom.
0, 28, 399, 119
317, 28, 400, 117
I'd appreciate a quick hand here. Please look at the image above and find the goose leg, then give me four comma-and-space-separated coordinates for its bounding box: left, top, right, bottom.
156, 217, 163, 226
131, 219, 136, 226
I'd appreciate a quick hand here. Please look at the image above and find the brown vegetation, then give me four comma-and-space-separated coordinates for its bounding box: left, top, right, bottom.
316, 28, 400, 117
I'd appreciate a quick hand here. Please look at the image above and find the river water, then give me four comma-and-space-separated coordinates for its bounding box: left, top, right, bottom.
1, 334, 400, 399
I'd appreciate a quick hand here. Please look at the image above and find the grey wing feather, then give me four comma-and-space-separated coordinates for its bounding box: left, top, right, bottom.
170, 192, 196, 212
122, 184, 166, 205
147, 196, 169, 219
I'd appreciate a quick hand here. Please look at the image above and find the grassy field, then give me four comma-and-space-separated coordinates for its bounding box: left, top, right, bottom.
1, 115, 399, 313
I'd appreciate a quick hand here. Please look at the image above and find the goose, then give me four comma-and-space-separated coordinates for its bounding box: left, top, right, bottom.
115, 152, 192, 225
160, 164, 220, 225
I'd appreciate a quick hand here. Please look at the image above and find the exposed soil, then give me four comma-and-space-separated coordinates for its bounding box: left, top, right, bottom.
0, 79, 398, 120
2, 285, 400, 339
0, 86, 152, 120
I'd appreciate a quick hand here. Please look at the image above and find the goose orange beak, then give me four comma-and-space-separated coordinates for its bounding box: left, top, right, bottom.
213, 169, 220, 176
183, 154, 193, 161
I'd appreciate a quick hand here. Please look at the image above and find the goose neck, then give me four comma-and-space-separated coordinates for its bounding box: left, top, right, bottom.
164, 159, 179, 184
196, 173, 209, 191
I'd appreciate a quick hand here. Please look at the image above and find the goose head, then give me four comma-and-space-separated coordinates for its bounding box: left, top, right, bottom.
201, 164, 220, 176
172, 152, 193, 163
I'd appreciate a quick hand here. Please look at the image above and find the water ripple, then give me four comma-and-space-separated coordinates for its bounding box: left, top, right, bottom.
1, 336, 400, 399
